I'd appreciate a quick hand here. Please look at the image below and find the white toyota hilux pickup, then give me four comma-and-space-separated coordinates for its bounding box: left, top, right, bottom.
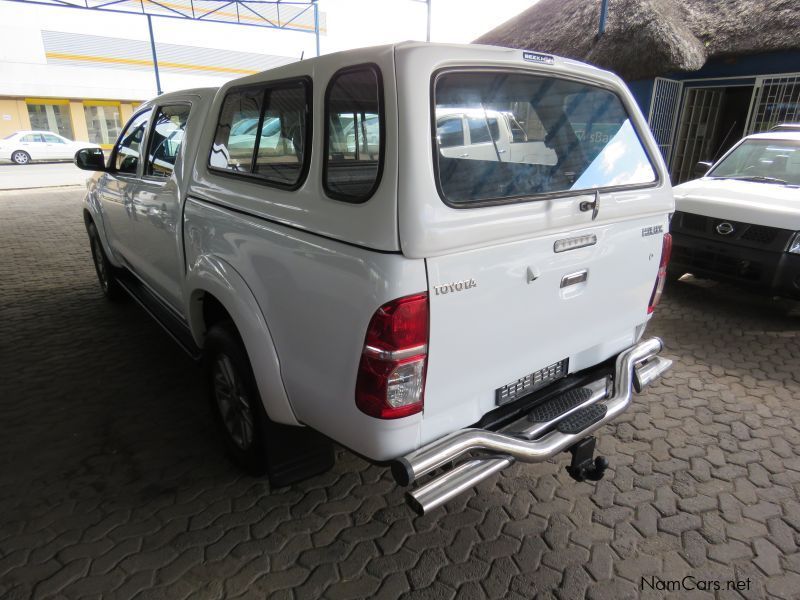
76, 42, 674, 513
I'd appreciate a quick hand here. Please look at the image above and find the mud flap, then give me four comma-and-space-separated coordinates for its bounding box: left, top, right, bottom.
265, 423, 335, 488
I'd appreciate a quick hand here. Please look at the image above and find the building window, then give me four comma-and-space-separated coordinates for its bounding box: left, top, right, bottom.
84, 102, 122, 147
26, 101, 74, 140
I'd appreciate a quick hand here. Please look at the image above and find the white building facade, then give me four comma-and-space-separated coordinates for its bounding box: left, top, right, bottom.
0, 2, 316, 145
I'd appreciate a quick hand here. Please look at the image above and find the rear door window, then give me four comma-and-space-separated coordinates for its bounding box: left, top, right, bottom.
467, 117, 499, 144
146, 104, 190, 178
433, 71, 657, 206
437, 116, 465, 148
210, 80, 310, 189
324, 65, 384, 202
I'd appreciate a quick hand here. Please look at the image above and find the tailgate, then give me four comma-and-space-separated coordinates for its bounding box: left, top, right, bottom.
420, 214, 668, 442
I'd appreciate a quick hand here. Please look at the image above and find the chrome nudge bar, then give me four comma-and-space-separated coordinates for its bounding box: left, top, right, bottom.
393, 337, 671, 514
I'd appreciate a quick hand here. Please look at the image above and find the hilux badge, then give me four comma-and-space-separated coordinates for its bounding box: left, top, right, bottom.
641, 225, 663, 237
433, 279, 477, 295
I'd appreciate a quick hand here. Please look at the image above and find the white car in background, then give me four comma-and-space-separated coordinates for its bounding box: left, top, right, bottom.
0, 130, 100, 165
670, 130, 800, 298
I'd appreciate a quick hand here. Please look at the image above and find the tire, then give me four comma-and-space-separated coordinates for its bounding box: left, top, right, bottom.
87, 222, 125, 301
205, 321, 270, 475
11, 150, 30, 165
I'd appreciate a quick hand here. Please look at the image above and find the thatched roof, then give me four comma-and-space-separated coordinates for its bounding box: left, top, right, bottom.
474, 0, 800, 80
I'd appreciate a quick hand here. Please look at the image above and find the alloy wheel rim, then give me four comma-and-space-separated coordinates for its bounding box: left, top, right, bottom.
213, 354, 255, 450
13, 152, 28, 164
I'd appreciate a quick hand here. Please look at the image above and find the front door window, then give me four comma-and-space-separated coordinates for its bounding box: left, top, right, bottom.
113, 110, 152, 174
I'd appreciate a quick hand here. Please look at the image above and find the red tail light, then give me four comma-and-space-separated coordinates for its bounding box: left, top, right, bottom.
355, 293, 428, 419
648, 233, 672, 314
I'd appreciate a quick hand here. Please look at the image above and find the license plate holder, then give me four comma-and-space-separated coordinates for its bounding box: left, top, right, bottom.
495, 358, 569, 406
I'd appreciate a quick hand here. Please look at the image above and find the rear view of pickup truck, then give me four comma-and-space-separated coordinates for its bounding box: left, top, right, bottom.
78, 42, 673, 513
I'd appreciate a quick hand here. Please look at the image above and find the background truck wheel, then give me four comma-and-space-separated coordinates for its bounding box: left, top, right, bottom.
87, 222, 125, 301
204, 320, 335, 484
11, 150, 30, 165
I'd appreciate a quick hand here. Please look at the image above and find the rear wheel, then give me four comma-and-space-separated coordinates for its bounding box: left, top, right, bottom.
205, 321, 270, 475
87, 222, 125, 301
204, 320, 336, 484
11, 150, 30, 165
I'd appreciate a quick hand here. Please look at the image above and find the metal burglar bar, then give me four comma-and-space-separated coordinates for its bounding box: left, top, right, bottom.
670, 88, 723, 184
647, 77, 682, 166
747, 75, 800, 134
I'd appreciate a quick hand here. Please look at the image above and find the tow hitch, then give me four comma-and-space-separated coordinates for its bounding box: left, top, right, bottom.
566, 436, 608, 482
396, 337, 671, 514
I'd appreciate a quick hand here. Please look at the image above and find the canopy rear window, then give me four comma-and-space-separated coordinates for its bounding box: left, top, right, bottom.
433, 71, 658, 206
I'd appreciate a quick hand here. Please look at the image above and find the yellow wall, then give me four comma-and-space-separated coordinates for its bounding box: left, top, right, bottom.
68, 101, 90, 143
0, 96, 142, 142
120, 103, 133, 124
0, 99, 31, 138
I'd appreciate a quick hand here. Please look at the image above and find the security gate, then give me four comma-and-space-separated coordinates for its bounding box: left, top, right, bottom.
648, 77, 683, 165
746, 74, 800, 134
670, 88, 724, 184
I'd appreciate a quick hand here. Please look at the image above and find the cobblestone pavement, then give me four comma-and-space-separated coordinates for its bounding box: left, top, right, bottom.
2, 188, 800, 600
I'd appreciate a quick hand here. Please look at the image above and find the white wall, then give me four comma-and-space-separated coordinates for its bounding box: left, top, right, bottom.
0, 3, 315, 100
0, 0, 540, 100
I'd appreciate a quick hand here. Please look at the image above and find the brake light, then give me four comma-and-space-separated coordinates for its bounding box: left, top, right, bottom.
355, 293, 428, 419
648, 233, 672, 314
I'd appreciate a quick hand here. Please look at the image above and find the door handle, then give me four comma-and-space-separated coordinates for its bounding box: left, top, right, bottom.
561, 269, 588, 288
580, 189, 601, 221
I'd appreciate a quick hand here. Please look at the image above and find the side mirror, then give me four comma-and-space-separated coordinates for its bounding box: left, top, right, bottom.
74, 147, 107, 172
694, 161, 713, 177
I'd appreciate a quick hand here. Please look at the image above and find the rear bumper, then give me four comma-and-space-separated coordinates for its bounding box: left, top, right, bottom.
671, 232, 800, 299
393, 337, 670, 513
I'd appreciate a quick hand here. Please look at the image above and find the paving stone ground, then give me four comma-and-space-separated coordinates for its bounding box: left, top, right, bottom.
2, 188, 800, 600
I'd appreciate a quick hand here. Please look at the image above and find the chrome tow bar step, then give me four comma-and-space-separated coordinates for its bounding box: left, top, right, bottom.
556, 404, 608, 435
398, 338, 670, 515
527, 387, 593, 422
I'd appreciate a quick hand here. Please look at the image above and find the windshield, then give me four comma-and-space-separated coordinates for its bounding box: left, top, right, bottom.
708, 139, 800, 186
433, 71, 657, 205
